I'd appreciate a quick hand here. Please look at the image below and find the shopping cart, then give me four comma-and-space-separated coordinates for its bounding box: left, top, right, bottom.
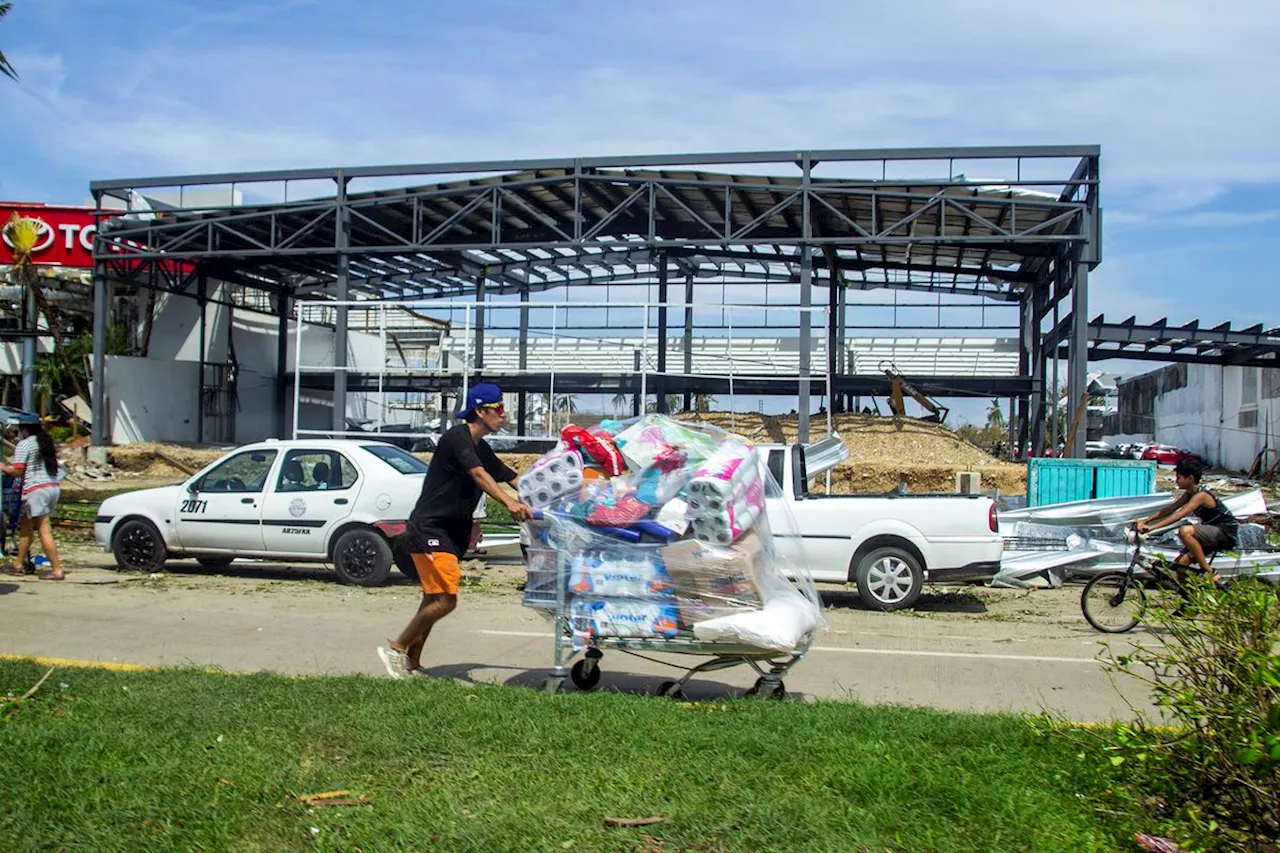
1, 473, 22, 557
524, 520, 813, 700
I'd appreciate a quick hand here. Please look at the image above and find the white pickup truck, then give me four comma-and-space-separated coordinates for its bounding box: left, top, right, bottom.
762, 439, 1003, 610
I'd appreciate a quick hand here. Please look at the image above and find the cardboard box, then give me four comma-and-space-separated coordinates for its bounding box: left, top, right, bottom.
662, 531, 766, 626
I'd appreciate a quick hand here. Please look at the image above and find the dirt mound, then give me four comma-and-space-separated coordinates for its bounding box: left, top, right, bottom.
107, 443, 227, 477
670, 412, 1024, 494
672, 412, 1003, 467
488, 412, 1025, 496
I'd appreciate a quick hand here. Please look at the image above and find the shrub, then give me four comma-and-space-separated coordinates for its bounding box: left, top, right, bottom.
1048, 575, 1280, 851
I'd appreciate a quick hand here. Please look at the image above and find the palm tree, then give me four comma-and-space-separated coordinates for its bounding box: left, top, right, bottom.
986, 399, 1006, 430
0, 3, 16, 81
610, 390, 631, 415
538, 393, 577, 431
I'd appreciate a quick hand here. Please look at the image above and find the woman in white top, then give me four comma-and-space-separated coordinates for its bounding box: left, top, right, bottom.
1, 422, 65, 579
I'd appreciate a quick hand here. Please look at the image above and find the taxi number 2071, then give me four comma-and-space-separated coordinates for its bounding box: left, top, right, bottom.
180, 499, 209, 514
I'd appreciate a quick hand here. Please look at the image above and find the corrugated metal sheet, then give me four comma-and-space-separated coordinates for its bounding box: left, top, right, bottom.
1026, 458, 1156, 507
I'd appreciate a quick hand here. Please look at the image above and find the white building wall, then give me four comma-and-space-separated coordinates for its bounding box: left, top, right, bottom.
1141, 364, 1280, 471
107, 293, 384, 445
104, 355, 201, 444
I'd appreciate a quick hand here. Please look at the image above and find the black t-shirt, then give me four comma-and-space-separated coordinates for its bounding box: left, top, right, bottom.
407, 424, 516, 555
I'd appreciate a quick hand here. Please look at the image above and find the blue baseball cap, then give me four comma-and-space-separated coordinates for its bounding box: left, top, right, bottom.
456, 383, 504, 419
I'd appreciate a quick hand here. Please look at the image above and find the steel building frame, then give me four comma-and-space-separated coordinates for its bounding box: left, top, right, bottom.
88, 146, 1102, 454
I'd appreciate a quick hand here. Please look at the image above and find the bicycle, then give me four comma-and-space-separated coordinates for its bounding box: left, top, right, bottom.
1080, 524, 1218, 633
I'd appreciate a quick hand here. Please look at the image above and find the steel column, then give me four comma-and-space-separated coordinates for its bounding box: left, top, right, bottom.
517, 282, 528, 435
197, 272, 207, 444
475, 273, 486, 372
1016, 290, 1032, 455
275, 289, 291, 438
683, 274, 693, 411
1029, 286, 1046, 456
1050, 263, 1062, 451
90, 260, 108, 446
1067, 257, 1089, 457
798, 154, 813, 444
826, 248, 840, 414
837, 272, 849, 412
333, 177, 350, 434
656, 253, 668, 414
20, 282, 36, 412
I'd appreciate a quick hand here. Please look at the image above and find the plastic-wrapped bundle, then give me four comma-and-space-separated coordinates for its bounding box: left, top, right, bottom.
613, 415, 720, 471
568, 548, 676, 598
570, 598, 681, 645
522, 414, 824, 652
518, 447, 584, 509
686, 442, 764, 545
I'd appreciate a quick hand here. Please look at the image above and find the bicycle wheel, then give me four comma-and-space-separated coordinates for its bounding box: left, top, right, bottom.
1081, 572, 1146, 633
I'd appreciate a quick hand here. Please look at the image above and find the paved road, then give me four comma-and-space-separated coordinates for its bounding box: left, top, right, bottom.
0, 564, 1152, 721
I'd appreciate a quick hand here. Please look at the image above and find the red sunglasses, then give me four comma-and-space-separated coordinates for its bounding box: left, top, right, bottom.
477, 402, 505, 414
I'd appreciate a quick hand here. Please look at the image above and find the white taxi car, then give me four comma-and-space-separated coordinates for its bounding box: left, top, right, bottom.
93, 439, 427, 586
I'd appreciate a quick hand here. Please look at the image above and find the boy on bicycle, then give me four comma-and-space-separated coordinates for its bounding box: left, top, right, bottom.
1136, 458, 1237, 577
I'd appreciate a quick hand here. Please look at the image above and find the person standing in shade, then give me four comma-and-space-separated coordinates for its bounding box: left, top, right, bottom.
378, 383, 532, 678
1, 422, 66, 580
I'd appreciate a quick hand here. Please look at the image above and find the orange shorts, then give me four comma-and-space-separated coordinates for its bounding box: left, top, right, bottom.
413, 551, 461, 596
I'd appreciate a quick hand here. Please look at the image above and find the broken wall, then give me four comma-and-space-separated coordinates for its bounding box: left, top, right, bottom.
1115, 363, 1280, 470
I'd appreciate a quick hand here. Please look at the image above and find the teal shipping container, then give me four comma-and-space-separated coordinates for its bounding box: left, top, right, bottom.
1026, 458, 1158, 507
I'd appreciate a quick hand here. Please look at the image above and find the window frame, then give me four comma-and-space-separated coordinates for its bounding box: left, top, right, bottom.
275, 448, 360, 493
196, 449, 280, 494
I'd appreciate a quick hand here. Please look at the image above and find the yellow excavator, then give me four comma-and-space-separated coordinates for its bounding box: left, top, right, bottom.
881, 361, 949, 424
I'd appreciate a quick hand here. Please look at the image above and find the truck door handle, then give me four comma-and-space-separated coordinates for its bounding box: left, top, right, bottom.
334, 498, 348, 505
241, 498, 255, 505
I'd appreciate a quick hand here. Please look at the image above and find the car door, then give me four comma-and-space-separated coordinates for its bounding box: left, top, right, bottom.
176, 448, 278, 553
259, 449, 361, 554
762, 447, 848, 581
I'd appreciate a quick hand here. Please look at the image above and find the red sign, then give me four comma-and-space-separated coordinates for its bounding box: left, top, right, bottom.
0, 203, 115, 269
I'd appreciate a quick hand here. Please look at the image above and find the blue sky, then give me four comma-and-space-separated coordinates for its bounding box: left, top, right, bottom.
1, 0, 1278, 419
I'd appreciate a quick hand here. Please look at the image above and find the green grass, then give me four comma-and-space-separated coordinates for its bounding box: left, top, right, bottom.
0, 660, 1132, 852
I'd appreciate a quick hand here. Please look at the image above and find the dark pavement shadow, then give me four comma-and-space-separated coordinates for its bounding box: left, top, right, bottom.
913, 590, 990, 613
818, 587, 989, 614
118, 560, 423, 587
0, 582, 18, 595
420, 661, 806, 702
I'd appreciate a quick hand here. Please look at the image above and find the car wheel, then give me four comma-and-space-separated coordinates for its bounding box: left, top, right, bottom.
332, 528, 393, 586
853, 546, 924, 611
196, 557, 235, 569
112, 519, 168, 572
391, 535, 418, 580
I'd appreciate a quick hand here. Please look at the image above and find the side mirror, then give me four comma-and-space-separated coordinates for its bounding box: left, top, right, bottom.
186, 480, 199, 495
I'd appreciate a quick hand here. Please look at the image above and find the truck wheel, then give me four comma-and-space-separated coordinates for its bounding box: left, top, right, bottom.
332, 528, 393, 586
391, 536, 418, 580
854, 547, 924, 611
112, 519, 168, 573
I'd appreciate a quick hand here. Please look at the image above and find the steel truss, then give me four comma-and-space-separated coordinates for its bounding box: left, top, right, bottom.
1047, 313, 1280, 368
88, 146, 1102, 454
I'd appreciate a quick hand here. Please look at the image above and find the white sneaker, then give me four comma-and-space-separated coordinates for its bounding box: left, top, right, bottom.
376, 645, 411, 679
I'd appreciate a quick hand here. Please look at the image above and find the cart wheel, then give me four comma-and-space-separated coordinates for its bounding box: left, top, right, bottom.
746, 677, 787, 700
655, 680, 685, 700
570, 659, 602, 691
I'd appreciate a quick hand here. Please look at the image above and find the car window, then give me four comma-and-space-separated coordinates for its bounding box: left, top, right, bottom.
362, 444, 430, 474
766, 450, 785, 497
199, 450, 279, 493
277, 450, 359, 492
